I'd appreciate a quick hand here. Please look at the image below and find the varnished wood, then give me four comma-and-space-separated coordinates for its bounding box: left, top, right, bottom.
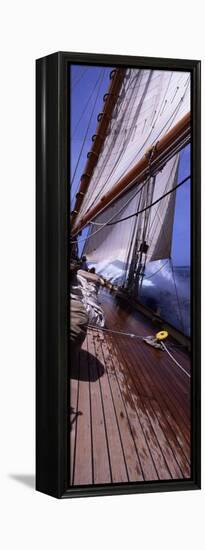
87, 332, 111, 484
71, 67, 126, 230
72, 112, 191, 236
73, 338, 93, 485
70, 289, 191, 486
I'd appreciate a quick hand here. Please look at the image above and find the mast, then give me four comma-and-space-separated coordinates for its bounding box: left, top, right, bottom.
71, 67, 126, 230
71, 111, 190, 236
127, 176, 156, 295
71, 67, 191, 336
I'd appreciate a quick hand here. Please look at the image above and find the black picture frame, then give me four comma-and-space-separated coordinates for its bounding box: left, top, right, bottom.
36, 51, 201, 499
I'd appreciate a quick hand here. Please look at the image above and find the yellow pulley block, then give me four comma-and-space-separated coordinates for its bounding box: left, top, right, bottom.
155, 330, 168, 341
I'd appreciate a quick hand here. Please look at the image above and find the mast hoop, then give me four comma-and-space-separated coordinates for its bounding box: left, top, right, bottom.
81, 172, 91, 180
109, 69, 117, 80
87, 150, 99, 160
71, 67, 127, 231
72, 112, 191, 235
75, 191, 85, 199
103, 92, 119, 103
97, 112, 111, 123
92, 133, 104, 142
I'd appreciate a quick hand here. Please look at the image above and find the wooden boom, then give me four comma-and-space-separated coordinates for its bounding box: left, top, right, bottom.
71, 111, 191, 237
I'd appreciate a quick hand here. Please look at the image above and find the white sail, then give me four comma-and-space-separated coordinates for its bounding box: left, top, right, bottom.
83, 153, 179, 283
83, 185, 143, 284
146, 154, 179, 262
75, 69, 190, 224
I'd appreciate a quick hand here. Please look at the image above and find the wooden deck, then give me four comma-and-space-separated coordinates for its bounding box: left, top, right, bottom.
70, 289, 191, 485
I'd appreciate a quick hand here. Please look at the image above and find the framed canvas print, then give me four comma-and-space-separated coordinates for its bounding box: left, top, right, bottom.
36, 51, 201, 498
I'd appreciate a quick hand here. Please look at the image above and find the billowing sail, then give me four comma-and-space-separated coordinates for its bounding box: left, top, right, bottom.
83, 154, 179, 283
74, 68, 190, 227
146, 154, 179, 262
83, 185, 143, 284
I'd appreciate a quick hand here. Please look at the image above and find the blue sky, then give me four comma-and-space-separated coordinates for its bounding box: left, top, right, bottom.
172, 144, 190, 266
70, 65, 191, 266
71, 65, 112, 208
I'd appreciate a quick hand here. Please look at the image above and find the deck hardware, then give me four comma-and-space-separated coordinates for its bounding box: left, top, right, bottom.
156, 330, 168, 341
143, 335, 163, 349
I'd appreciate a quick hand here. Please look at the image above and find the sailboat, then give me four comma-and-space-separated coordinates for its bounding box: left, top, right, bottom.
70, 66, 191, 486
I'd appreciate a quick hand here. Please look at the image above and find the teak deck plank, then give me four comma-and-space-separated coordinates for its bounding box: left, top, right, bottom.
150, 399, 190, 477
104, 335, 160, 480
70, 289, 191, 486
94, 334, 128, 483
107, 335, 172, 480
70, 357, 79, 484
102, 296, 191, 439
100, 332, 144, 481
73, 339, 93, 485
87, 332, 111, 484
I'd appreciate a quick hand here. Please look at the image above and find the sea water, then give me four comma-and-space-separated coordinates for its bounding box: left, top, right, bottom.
87, 259, 190, 337
139, 264, 190, 336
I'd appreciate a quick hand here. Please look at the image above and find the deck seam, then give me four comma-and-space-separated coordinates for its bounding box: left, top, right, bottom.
111, 334, 162, 480
99, 336, 129, 482
106, 333, 146, 481
87, 339, 94, 485
71, 351, 80, 485
93, 334, 113, 484
132, 339, 191, 453
150, 398, 190, 477
109, 311, 190, 445
134, 338, 191, 445
114, 332, 190, 477
112, 334, 172, 479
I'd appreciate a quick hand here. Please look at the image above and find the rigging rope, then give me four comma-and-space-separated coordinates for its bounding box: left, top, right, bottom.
89, 174, 190, 227
86, 70, 152, 209
145, 157, 177, 243
70, 176, 150, 244
144, 259, 169, 279
161, 341, 190, 378
71, 67, 89, 91
71, 174, 190, 244
71, 71, 105, 140
87, 326, 190, 378
170, 258, 185, 333
83, 78, 190, 214
141, 163, 185, 334
123, 182, 145, 283
70, 70, 105, 190
87, 325, 143, 338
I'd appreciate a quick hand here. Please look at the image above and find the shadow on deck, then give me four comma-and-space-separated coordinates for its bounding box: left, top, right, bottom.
70, 290, 191, 486
70, 349, 104, 382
